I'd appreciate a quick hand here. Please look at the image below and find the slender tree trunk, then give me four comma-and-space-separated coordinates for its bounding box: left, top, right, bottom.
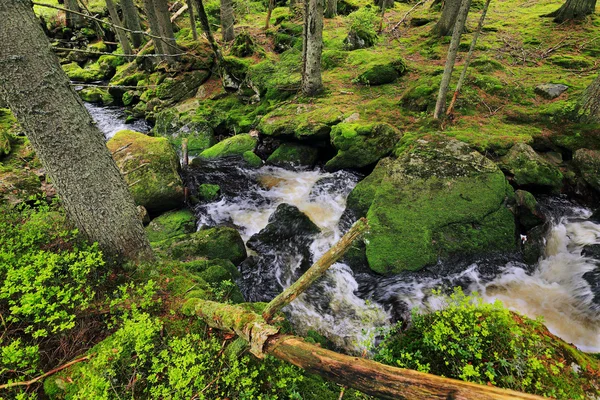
120, 0, 144, 47
65, 0, 82, 27
378, 0, 387, 32
446, 0, 491, 116
106, 0, 133, 55
195, 0, 224, 63
544, 0, 597, 22
325, 0, 337, 18
154, 0, 179, 60
142, 0, 166, 58
433, 0, 470, 119
0, 0, 154, 262
289, 0, 296, 12
431, 0, 470, 37
301, 0, 324, 96
265, 0, 275, 29
580, 73, 600, 122
220, 0, 235, 42
187, 0, 198, 40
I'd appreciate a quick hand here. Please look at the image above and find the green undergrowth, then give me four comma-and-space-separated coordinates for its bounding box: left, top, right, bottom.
375, 288, 600, 399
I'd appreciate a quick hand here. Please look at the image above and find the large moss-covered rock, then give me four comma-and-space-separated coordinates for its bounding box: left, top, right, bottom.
354, 60, 407, 86
78, 87, 113, 104
155, 70, 211, 104
153, 226, 247, 265
146, 209, 196, 242
107, 130, 184, 214
573, 148, 600, 193
258, 103, 345, 141
266, 143, 319, 169
500, 143, 563, 191
325, 122, 400, 171
513, 190, 545, 230
197, 134, 258, 160
154, 108, 216, 156
352, 136, 516, 274
62, 61, 109, 82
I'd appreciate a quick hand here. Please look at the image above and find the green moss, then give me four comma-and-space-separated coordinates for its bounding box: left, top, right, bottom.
0, 109, 18, 157
107, 130, 184, 214
266, 143, 319, 169
500, 143, 563, 191
86, 41, 108, 54
62, 62, 106, 83
198, 183, 220, 201
548, 55, 594, 69
231, 32, 256, 57
198, 134, 258, 159
246, 53, 302, 101
345, 159, 387, 217
259, 103, 345, 141
573, 148, 600, 192
470, 55, 505, 72
354, 60, 407, 86
243, 151, 263, 168
78, 87, 113, 104
321, 50, 349, 70
146, 210, 196, 242
325, 122, 400, 171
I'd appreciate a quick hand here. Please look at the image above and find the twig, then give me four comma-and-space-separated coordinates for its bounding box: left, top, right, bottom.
0, 354, 93, 390
338, 386, 346, 400
389, 0, 427, 32
123, 163, 149, 176
111, 143, 132, 155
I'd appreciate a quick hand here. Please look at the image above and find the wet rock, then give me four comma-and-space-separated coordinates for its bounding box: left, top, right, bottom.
107, 130, 184, 215
62, 61, 107, 82
78, 87, 113, 105
197, 183, 220, 202
573, 148, 600, 194
582, 244, 600, 260
348, 136, 516, 274
522, 224, 547, 265
145, 209, 196, 242
500, 143, 563, 192
582, 268, 600, 307
153, 226, 247, 265
195, 134, 258, 161
535, 83, 568, 99
325, 122, 400, 171
514, 190, 546, 230
266, 143, 319, 169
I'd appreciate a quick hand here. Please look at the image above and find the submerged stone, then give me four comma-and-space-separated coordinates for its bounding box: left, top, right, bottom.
107, 130, 184, 215
348, 136, 516, 274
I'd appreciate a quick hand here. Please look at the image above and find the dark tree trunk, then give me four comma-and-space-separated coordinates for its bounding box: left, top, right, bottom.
544, 0, 597, 22
325, 0, 337, 18
120, 0, 144, 47
301, 0, 324, 96
153, 0, 179, 59
581, 73, 600, 122
106, 0, 133, 55
220, 0, 235, 41
0, 0, 154, 262
431, 0, 471, 37
187, 0, 198, 40
195, 0, 223, 62
65, 0, 82, 27
142, 0, 166, 58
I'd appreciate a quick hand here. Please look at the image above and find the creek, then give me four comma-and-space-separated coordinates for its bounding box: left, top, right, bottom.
89, 104, 600, 355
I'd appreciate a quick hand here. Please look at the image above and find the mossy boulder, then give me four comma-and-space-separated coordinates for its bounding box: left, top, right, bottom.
343, 28, 377, 51
325, 122, 400, 171
154, 108, 216, 156
500, 143, 563, 191
573, 148, 600, 193
183, 259, 244, 303
258, 104, 345, 141
155, 70, 211, 104
78, 87, 113, 104
548, 55, 593, 70
245, 55, 301, 102
153, 226, 247, 264
107, 130, 184, 215
231, 32, 256, 57
350, 136, 516, 274
146, 209, 196, 242
513, 190, 545, 230
354, 60, 407, 86
62, 61, 110, 82
266, 143, 319, 169
197, 134, 258, 160
198, 183, 221, 201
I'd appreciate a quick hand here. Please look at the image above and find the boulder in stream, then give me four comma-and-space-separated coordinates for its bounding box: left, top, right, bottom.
266, 143, 319, 169
145, 209, 196, 242
347, 136, 517, 274
500, 143, 563, 192
107, 130, 184, 215
573, 148, 600, 194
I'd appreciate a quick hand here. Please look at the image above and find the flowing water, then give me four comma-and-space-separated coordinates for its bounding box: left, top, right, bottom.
87, 105, 600, 354
85, 102, 150, 139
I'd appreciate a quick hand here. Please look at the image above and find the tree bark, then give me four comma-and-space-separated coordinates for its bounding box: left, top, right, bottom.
220, 0, 235, 42
153, 0, 179, 60
186, 0, 198, 40
581, 73, 600, 122
142, 0, 166, 58
195, 0, 224, 64
0, 0, 154, 262
325, 0, 337, 18
433, 0, 470, 119
431, 0, 470, 37
65, 0, 82, 27
301, 0, 324, 96
120, 0, 144, 47
543, 0, 597, 22
265, 0, 275, 29
106, 0, 133, 55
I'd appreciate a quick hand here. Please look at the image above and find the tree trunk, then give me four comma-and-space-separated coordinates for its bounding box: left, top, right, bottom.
581, 73, 600, 122
0, 0, 154, 263
195, 0, 224, 63
142, 0, 166, 58
220, 0, 235, 42
153, 0, 179, 60
265, 0, 275, 29
187, 0, 198, 40
106, 0, 133, 55
544, 0, 597, 22
325, 0, 337, 18
433, 0, 470, 118
120, 0, 144, 47
65, 0, 82, 27
301, 0, 324, 96
431, 0, 470, 37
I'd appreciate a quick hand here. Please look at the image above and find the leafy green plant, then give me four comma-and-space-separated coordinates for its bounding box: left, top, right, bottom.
346, 8, 379, 48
